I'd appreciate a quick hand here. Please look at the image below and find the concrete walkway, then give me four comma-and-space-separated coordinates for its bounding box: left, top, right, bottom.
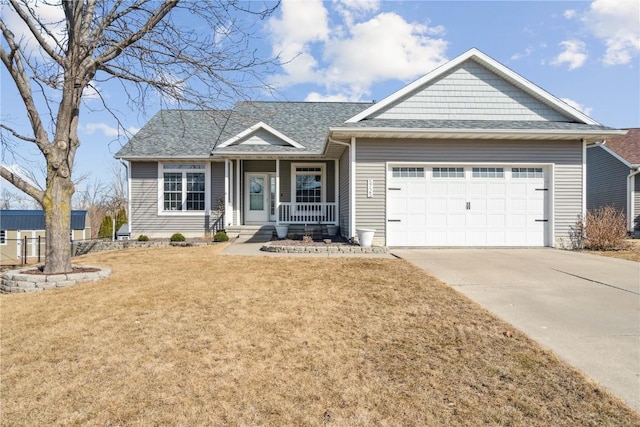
392, 248, 640, 412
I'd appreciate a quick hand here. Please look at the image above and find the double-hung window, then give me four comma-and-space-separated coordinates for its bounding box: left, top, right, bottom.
293, 164, 324, 204
161, 164, 207, 212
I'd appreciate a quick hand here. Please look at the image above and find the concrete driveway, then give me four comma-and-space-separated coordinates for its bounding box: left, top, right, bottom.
392, 248, 640, 411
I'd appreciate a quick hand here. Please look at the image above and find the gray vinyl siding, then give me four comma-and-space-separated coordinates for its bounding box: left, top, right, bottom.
339, 149, 350, 237
635, 175, 640, 235
280, 160, 292, 203
354, 139, 583, 246
586, 146, 629, 215
372, 60, 569, 122
210, 162, 225, 231
243, 160, 276, 173
130, 161, 210, 238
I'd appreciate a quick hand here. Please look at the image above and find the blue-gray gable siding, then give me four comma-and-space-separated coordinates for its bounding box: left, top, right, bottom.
586, 146, 629, 216
372, 60, 570, 122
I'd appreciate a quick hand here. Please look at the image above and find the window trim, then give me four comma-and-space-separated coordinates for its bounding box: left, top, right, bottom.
157, 163, 211, 216
290, 163, 326, 204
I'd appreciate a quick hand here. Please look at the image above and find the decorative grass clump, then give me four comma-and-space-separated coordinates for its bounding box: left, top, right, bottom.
137, 235, 149, 242
213, 231, 229, 242
169, 233, 185, 242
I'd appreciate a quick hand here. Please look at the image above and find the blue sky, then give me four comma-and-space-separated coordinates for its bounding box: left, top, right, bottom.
1, 0, 639, 196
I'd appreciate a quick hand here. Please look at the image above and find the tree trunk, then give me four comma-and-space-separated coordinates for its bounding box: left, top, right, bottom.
43, 175, 74, 274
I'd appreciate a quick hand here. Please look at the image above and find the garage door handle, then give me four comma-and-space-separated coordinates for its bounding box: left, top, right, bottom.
535, 188, 548, 191
535, 219, 548, 222
388, 219, 401, 222
388, 187, 401, 191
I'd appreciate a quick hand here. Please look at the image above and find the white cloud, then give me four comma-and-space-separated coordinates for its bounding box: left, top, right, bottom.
511, 47, 534, 61
563, 9, 577, 19
583, 0, 640, 65
83, 123, 139, 138
304, 92, 352, 102
266, 1, 448, 101
551, 40, 588, 70
561, 98, 593, 116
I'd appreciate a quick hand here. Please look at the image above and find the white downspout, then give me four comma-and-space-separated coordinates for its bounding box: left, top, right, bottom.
628, 168, 640, 233
582, 139, 587, 221
329, 137, 354, 238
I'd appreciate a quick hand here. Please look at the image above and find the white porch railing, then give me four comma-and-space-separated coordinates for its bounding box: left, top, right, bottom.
278, 203, 337, 224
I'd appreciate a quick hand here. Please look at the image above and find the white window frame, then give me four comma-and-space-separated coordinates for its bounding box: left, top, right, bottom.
157, 163, 211, 216
290, 163, 326, 204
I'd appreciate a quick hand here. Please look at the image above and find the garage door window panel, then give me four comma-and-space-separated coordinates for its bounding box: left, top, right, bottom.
433, 167, 464, 178
392, 167, 425, 178
472, 167, 504, 178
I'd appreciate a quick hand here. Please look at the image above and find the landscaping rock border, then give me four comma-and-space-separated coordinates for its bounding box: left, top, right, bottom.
1, 266, 111, 293
261, 242, 387, 254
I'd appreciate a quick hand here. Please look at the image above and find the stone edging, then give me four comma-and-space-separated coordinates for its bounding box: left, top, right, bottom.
261, 243, 388, 254
1, 266, 112, 294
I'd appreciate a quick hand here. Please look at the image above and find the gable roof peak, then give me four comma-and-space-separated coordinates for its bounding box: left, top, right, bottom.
346, 48, 599, 126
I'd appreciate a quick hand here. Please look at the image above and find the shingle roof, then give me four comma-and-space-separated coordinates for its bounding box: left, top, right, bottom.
603, 128, 640, 165
116, 102, 372, 158
0, 210, 87, 231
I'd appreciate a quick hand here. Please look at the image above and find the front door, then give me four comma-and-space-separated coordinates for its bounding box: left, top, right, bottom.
245, 173, 276, 224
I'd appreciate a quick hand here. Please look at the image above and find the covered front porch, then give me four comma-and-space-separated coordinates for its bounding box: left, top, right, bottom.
220, 158, 340, 228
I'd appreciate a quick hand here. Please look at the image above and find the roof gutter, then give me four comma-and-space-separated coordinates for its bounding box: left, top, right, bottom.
329, 127, 626, 142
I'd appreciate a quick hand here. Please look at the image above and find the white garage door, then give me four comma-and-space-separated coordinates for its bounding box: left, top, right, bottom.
387, 166, 548, 247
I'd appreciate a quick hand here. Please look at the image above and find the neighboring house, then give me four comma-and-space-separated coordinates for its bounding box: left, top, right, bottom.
116, 224, 130, 240
116, 48, 624, 247
587, 128, 640, 236
0, 210, 90, 261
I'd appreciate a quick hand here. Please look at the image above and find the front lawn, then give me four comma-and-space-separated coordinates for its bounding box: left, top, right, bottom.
1, 245, 638, 426
584, 239, 640, 262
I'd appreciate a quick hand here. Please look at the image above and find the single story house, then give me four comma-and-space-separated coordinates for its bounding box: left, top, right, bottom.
587, 128, 639, 235
0, 210, 90, 262
116, 48, 624, 247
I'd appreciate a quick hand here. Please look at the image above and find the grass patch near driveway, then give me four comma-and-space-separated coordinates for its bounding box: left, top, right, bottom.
584, 239, 640, 262
2, 245, 638, 426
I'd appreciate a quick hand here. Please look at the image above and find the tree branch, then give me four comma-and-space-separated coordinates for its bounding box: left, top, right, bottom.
0, 165, 44, 205
94, 0, 179, 65
0, 20, 50, 152
0, 124, 37, 143
7, 0, 64, 65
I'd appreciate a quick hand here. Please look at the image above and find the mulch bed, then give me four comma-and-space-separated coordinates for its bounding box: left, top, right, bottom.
20, 266, 101, 275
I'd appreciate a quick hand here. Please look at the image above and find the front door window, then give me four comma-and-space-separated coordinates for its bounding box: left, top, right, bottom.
249, 177, 264, 211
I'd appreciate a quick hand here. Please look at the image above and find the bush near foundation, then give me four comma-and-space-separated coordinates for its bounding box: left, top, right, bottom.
584, 206, 628, 251
170, 233, 186, 242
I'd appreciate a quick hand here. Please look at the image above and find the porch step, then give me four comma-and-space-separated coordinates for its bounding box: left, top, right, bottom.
226, 225, 275, 243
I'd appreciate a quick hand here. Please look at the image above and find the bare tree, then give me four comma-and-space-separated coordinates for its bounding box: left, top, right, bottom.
0, 0, 278, 273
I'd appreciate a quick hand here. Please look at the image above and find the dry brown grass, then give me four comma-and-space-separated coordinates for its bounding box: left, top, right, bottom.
2, 245, 638, 426
585, 239, 640, 262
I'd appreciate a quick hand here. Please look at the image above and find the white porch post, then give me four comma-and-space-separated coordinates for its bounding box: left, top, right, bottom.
235, 159, 240, 227
276, 159, 281, 224
224, 159, 230, 227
